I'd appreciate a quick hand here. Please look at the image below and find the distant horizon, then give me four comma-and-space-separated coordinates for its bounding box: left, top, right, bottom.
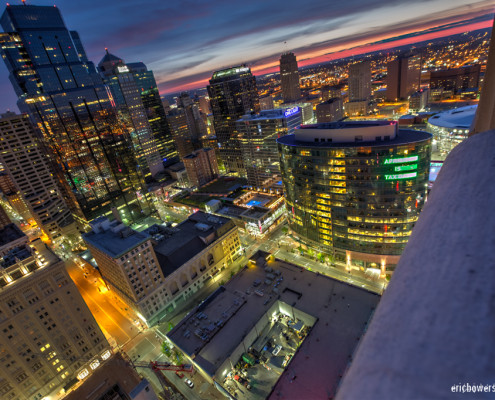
0, 1, 493, 111
160, 14, 493, 97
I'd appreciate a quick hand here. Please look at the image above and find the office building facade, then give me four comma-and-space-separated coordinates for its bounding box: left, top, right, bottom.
386, 54, 422, 101
166, 109, 196, 159
177, 92, 207, 142
0, 5, 151, 223
279, 52, 301, 103
259, 96, 275, 111
320, 85, 342, 102
0, 225, 110, 400
346, 61, 371, 116
207, 66, 259, 174
429, 65, 481, 98
0, 172, 32, 224
316, 98, 344, 123
183, 148, 219, 188
348, 61, 371, 102
278, 121, 431, 272
237, 108, 301, 187
0, 112, 76, 241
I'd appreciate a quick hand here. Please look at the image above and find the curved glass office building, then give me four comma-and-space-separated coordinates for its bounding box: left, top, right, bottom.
277, 121, 432, 273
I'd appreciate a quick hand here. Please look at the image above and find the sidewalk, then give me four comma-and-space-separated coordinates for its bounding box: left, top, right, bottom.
273, 247, 385, 294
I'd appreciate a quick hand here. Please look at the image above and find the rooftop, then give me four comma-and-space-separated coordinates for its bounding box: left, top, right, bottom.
146, 211, 234, 277
299, 120, 393, 130
0, 223, 26, 248
0, 244, 31, 269
240, 206, 270, 221
211, 66, 250, 80
320, 97, 342, 105
0, 238, 60, 290
427, 105, 477, 129
168, 251, 380, 399
183, 148, 214, 159
83, 219, 151, 259
238, 108, 299, 122
277, 128, 431, 148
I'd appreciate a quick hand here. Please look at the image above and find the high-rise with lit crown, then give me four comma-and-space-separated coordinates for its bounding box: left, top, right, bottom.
279, 52, 301, 103
207, 65, 259, 174
0, 4, 152, 223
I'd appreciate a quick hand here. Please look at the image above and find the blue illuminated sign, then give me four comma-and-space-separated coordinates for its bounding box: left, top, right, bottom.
284, 107, 300, 117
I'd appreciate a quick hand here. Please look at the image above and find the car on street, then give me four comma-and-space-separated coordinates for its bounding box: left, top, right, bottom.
185, 378, 194, 388
175, 371, 184, 378
272, 345, 282, 356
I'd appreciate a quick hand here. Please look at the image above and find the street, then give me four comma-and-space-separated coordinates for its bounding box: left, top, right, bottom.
62, 214, 385, 399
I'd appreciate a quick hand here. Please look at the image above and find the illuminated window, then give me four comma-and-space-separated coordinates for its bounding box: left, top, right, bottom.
90, 360, 100, 370
77, 369, 89, 380
101, 350, 111, 360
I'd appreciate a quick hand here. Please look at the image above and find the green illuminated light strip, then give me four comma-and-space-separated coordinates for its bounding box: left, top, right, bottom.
394, 164, 417, 172
213, 66, 249, 79
385, 172, 417, 180
383, 155, 418, 165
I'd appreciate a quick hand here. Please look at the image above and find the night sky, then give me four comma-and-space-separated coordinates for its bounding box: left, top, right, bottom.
0, 0, 493, 111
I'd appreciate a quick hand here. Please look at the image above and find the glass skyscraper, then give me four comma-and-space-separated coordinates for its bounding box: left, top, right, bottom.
126, 61, 178, 166
0, 5, 153, 223
207, 66, 259, 174
278, 121, 431, 273
98, 52, 164, 179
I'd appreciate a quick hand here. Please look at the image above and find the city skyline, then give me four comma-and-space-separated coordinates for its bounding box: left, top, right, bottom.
0, 0, 493, 111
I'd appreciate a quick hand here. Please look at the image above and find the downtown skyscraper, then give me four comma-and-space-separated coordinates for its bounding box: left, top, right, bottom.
122, 60, 178, 166
98, 50, 164, 178
237, 107, 301, 187
279, 52, 302, 103
345, 60, 372, 116
386, 54, 422, 101
0, 5, 152, 223
348, 61, 371, 102
207, 66, 259, 174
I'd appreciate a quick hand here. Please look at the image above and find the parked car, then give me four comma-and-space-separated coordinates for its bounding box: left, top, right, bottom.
272, 345, 282, 356
175, 371, 184, 378
185, 378, 194, 388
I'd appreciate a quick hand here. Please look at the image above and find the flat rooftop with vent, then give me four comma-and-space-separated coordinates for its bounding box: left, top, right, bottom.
166, 250, 380, 400
144, 212, 236, 277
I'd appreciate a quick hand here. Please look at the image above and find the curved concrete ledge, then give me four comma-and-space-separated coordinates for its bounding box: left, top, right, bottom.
336, 130, 495, 400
